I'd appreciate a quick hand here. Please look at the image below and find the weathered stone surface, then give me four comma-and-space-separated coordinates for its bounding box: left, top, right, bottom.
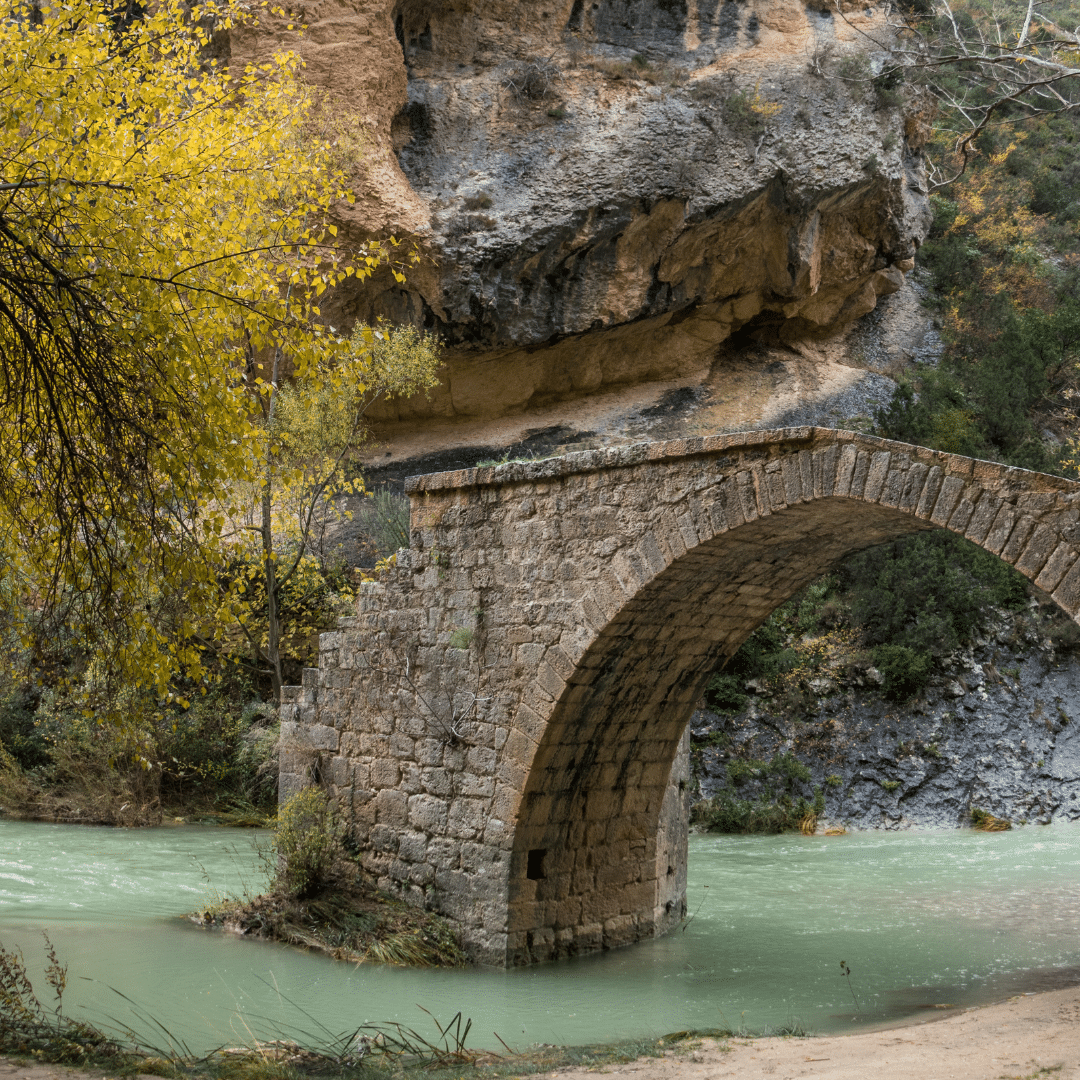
230, 1, 931, 423
278, 428, 1080, 965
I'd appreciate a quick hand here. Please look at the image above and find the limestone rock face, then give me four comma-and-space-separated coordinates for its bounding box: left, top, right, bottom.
235, 0, 931, 421
692, 610, 1080, 832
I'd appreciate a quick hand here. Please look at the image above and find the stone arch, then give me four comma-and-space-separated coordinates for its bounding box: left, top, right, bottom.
504, 432, 1080, 963
284, 428, 1080, 966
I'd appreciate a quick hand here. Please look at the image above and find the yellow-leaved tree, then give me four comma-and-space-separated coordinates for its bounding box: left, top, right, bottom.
218, 321, 441, 702
0, 0, 398, 705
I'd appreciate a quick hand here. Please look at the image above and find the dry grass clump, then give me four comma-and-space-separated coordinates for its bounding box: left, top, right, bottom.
0, 734, 161, 827
970, 806, 1011, 831
199, 886, 468, 968
503, 56, 560, 100
590, 53, 688, 87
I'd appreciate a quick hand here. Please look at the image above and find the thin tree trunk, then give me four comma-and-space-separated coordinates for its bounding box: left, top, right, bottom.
264, 343, 284, 704
262, 480, 282, 704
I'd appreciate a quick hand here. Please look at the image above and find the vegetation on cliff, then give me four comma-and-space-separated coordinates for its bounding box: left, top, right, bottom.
692, 531, 1077, 833
876, 58, 1080, 471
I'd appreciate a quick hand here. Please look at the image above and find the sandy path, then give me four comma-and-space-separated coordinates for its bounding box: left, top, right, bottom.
2, 987, 1079, 1080
550, 988, 1080, 1080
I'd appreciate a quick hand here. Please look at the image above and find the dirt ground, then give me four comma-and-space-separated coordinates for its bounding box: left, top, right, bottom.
552, 987, 1080, 1080
3, 986, 1079, 1080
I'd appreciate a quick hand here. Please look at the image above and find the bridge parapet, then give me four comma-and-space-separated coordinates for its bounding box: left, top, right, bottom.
279, 427, 1080, 965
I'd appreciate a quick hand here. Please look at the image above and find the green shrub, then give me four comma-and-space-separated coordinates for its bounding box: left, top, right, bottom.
704, 672, 748, 713
359, 489, 411, 561
872, 644, 933, 700
691, 789, 823, 834
700, 532, 1031, 714
274, 787, 343, 898
727, 758, 768, 786
0, 686, 47, 772
770, 751, 812, 790
841, 530, 1027, 658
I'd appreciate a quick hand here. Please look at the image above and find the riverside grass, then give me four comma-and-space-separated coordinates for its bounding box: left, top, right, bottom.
195, 884, 468, 968
0, 936, 724, 1080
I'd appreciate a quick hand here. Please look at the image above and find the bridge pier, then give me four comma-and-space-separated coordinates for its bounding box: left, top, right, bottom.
279, 428, 1080, 964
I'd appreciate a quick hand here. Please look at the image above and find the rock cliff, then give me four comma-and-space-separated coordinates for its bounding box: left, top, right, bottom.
692, 606, 1080, 830
231, 0, 932, 423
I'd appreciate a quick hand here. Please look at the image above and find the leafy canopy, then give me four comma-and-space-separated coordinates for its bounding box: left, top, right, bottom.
0, 0, 392, 696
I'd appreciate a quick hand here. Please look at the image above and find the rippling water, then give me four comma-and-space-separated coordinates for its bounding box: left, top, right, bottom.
2, 819, 1079, 1053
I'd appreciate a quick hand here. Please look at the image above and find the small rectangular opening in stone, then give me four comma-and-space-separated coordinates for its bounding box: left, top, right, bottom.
526, 848, 547, 880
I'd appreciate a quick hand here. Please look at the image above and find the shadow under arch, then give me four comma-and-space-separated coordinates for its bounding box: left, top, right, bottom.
505, 440, 1080, 964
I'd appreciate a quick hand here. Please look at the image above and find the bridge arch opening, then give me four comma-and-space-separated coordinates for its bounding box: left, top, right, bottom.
505, 494, 1067, 964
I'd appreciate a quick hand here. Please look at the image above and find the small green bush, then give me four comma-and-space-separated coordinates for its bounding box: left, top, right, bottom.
0, 686, 47, 771
274, 787, 343, 898
727, 758, 767, 786
872, 644, 933, 700
360, 489, 411, 560
692, 789, 822, 834
842, 531, 1028, 659
705, 671, 748, 713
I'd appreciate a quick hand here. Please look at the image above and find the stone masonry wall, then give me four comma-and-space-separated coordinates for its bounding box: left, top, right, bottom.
280, 428, 1080, 965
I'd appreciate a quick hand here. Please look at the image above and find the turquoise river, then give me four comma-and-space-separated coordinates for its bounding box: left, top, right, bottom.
2, 819, 1080, 1053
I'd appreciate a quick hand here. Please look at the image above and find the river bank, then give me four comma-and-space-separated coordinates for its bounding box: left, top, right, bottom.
4, 984, 1079, 1080
549, 985, 1080, 1080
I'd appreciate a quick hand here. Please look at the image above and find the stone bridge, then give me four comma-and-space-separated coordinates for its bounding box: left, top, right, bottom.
279, 427, 1080, 966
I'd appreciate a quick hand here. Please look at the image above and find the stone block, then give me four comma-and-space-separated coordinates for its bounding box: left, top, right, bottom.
863, 451, 891, 501
390, 733, 415, 759
1015, 524, 1058, 578
371, 758, 401, 788
370, 823, 400, 852
914, 465, 943, 518
1001, 515, 1036, 563
375, 789, 408, 828
447, 797, 488, 839
397, 829, 429, 864
948, 497, 975, 534
1053, 558, 1080, 616
602, 914, 638, 949
408, 793, 449, 832
984, 503, 1018, 555
416, 738, 444, 767
965, 493, 1001, 544
930, 475, 965, 526
399, 762, 422, 794
1041, 545, 1079, 597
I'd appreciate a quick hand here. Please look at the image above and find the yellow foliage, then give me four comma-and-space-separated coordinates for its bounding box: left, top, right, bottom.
0, 0, 398, 702
748, 80, 783, 118
212, 321, 440, 695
